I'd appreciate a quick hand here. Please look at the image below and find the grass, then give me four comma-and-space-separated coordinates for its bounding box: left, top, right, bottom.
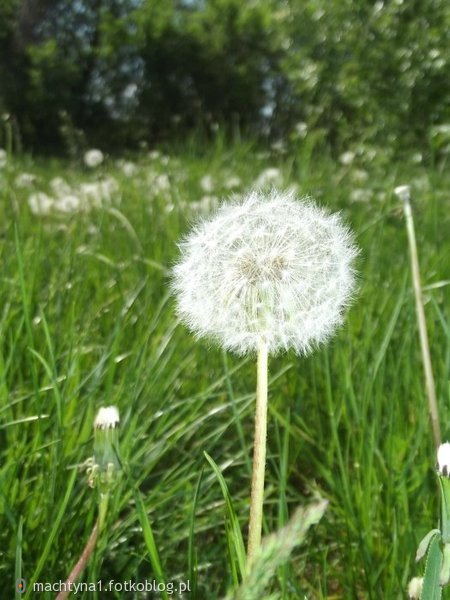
0, 136, 449, 598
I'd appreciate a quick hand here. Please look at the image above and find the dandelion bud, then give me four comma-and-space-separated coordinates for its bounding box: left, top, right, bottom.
172, 189, 358, 356
394, 185, 411, 203
93, 406, 121, 489
407, 576, 423, 599
437, 443, 450, 477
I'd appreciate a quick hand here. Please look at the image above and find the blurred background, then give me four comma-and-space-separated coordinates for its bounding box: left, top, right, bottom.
1, 0, 449, 155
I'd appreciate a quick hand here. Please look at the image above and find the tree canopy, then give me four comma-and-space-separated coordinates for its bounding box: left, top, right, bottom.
1, 0, 449, 153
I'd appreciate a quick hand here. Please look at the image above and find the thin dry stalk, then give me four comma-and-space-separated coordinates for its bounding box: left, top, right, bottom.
402, 193, 441, 447
55, 520, 99, 600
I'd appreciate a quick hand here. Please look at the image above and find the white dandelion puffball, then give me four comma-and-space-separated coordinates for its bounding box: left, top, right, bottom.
172, 189, 358, 355
84, 149, 104, 168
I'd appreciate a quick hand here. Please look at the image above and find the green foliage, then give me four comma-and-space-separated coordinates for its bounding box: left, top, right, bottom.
0, 140, 449, 597
0, 0, 449, 152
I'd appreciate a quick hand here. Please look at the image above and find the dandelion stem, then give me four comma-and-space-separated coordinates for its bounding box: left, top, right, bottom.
247, 339, 269, 567
55, 493, 109, 600
55, 520, 99, 600
402, 194, 441, 447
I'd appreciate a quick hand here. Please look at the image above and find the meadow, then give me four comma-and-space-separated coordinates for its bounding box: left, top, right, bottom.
0, 136, 449, 599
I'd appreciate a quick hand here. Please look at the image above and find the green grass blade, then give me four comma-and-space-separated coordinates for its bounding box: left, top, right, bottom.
204, 451, 246, 582
133, 488, 168, 600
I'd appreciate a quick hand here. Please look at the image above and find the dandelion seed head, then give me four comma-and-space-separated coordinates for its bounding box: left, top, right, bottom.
84, 149, 104, 168
394, 184, 411, 203
172, 189, 358, 355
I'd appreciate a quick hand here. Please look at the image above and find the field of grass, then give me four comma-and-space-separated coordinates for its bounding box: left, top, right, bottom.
0, 137, 449, 599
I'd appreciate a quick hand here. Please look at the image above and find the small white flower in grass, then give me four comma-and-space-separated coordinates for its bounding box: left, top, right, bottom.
407, 576, 423, 599
437, 443, 450, 476
394, 184, 411, 203
172, 188, 358, 356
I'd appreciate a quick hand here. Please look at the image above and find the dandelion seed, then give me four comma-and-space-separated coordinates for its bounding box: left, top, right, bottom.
172, 188, 357, 356
84, 149, 104, 168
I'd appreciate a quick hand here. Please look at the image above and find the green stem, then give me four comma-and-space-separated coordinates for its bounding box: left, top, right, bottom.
247, 340, 269, 567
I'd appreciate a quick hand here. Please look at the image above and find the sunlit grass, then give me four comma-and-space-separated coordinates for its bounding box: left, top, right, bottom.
0, 138, 449, 598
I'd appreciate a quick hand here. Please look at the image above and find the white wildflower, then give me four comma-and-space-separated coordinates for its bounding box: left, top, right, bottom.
148, 150, 161, 160
339, 151, 355, 166
437, 443, 450, 477
84, 149, 104, 168
172, 189, 358, 355
28, 192, 55, 216
200, 174, 214, 193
